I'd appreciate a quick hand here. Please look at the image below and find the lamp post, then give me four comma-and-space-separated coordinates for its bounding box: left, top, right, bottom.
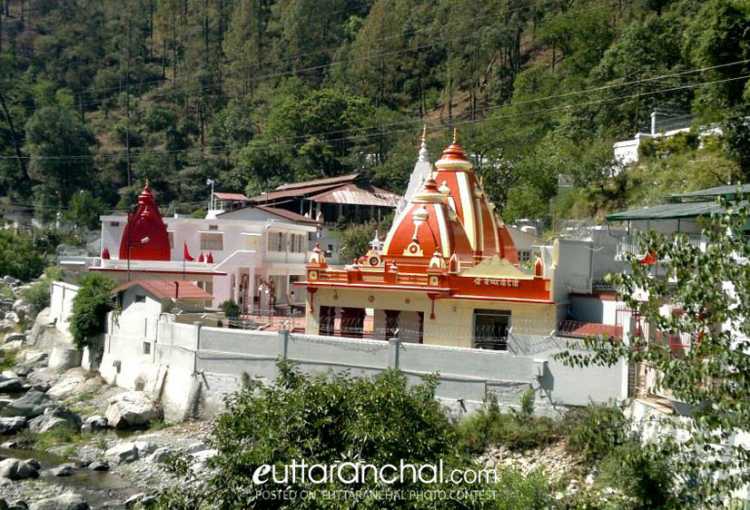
206, 178, 215, 212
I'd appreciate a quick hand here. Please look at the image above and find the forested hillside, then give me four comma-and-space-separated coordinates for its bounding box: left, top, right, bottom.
0, 0, 748, 227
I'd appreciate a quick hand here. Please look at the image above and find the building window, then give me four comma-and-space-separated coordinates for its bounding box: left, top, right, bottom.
519, 250, 531, 263
208, 225, 219, 231
267, 232, 286, 252
109, 221, 120, 227
290, 234, 306, 253
135, 295, 146, 303
143, 342, 151, 355
473, 309, 511, 351
200, 233, 223, 250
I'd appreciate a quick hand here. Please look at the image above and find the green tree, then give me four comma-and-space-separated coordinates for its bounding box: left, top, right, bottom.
69, 273, 116, 350
24, 106, 96, 205
558, 202, 750, 506
65, 190, 107, 230
338, 221, 378, 263
0, 230, 45, 281
157, 362, 552, 509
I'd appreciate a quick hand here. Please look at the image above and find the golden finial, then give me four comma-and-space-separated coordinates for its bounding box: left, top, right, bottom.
421, 124, 427, 144
452, 128, 458, 144
145, 177, 150, 188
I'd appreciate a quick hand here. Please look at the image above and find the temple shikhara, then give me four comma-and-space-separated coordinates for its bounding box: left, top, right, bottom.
302, 131, 572, 348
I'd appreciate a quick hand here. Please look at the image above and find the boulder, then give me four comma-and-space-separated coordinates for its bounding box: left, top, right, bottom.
0, 378, 24, 393
1, 370, 18, 379
47, 347, 82, 372
0, 321, 14, 334
28, 492, 89, 510
47, 370, 87, 400
28, 407, 81, 434
2, 276, 20, 287
0, 417, 26, 435
3, 333, 25, 344
21, 351, 47, 367
0, 400, 12, 413
80, 415, 107, 433
148, 446, 173, 464
0, 440, 18, 449
0, 341, 23, 352
3, 313, 18, 325
87, 460, 109, 471
0, 391, 55, 418
50, 464, 76, 477
104, 442, 139, 464
105, 391, 162, 429
0, 458, 39, 480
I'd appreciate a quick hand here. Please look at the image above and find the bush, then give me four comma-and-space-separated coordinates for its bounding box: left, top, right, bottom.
457, 394, 559, 454
0, 230, 45, 281
21, 281, 51, 317
69, 274, 116, 349
598, 441, 676, 508
157, 362, 553, 509
219, 300, 240, 319
561, 404, 629, 464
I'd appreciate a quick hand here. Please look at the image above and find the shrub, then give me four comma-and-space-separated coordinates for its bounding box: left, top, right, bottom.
21, 280, 51, 318
598, 441, 676, 508
0, 230, 45, 281
69, 273, 116, 349
219, 299, 240, 319
520, 388, 535, 418
457, 393, 559, 454
157, 362, 550, 509
561, 404, 629, 464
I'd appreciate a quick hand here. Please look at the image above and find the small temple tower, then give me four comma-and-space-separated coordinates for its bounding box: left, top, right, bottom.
118, 182, 171, 261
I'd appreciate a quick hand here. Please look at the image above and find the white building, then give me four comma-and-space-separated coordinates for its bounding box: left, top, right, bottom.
92, 184, 319, 313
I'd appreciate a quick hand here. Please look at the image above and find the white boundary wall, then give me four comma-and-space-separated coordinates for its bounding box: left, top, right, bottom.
49, 281, 79, 336
99, 316, 627, 421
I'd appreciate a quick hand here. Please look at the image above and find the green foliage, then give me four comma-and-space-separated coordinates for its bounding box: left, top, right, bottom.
519, 388, 535, 418
0, 230, 46, 281
0, 350, 17, 372
338, 221, 378, 263
561, 404, 630, 464
69, 273, 115, 350
160, 361, 531, 508
457, 394, 558, 454
21, 280, 51, 318
65, 190, 107, 230
557, 204, 750, 505
598, 441, 676, 509
219, 300, 240, 319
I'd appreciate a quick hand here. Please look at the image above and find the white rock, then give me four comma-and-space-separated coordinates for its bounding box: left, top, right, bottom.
105, 442, 140, 464
48, 346, 82, 371
0, 340, 23, 352
105, 391, 162, 429
29, 491, 89, 510
0, 416, 26, 434
3, 332, 25, 344
4, 312, 19, 324
47, 370, 88, 399
0, 319, 14, 333
0, 457, 39, 480
148, 446, 173, 464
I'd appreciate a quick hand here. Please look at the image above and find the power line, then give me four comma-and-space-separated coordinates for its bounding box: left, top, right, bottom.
2, 71, 748, 162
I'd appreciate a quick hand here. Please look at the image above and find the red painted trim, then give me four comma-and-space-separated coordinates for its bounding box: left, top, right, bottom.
90, 267, 227, 276
300, 282, 452, 293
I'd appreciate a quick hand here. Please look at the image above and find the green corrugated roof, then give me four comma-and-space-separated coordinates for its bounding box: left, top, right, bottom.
668, 184, 750, 201
606, 201, 725, 221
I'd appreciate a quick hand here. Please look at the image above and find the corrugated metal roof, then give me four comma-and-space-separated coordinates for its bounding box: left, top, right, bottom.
307, 184, 399, 207
214, 192, 249, 201
248, 183, 344, 203
275, 173, 359, 191
668, 183, 750, 200
255, 205, 321, 225
606, 201, 724, 221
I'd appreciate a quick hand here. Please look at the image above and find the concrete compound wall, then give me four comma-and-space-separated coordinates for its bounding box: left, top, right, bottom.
99, 315, 627, 421
49, 281, 79, 336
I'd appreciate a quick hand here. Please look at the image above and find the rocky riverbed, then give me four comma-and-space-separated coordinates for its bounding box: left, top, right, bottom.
0, 341, 215, 509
